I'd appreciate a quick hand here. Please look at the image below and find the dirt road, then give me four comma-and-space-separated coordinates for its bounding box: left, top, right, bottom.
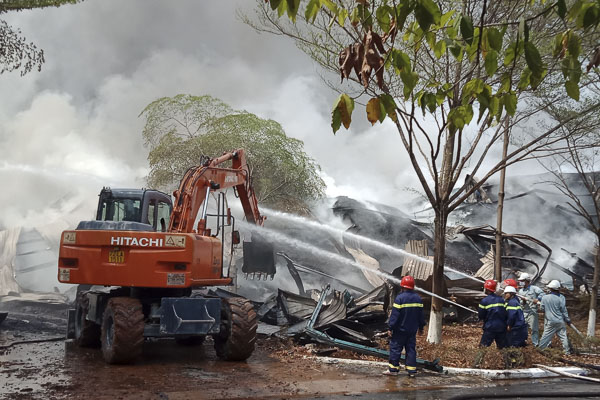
1, 297, 597, 400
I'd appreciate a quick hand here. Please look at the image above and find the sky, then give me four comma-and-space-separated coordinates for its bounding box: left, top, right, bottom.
0, 0, 427, 229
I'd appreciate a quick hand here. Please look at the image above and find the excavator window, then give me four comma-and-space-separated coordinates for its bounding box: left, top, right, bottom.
100, 198, 142, 222
148, 201, 156, 227
157, 201, 170, 232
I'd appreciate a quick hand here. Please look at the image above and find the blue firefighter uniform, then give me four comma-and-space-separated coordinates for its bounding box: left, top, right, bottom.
505, 296, 528, 347
388, 290, 425, 375
478, 293, 508, 348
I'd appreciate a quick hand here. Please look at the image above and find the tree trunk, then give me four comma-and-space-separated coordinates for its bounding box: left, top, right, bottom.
587, 242, 599, 337
427, 211, 447, 344
495, 124, 509, 281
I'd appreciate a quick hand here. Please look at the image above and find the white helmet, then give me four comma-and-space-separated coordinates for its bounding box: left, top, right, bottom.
504, 285, 517, 294
547, 280, 561, 290
518, 273, 531, 281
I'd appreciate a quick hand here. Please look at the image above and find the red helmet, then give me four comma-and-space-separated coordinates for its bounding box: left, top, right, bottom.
503, 279, 518, 289
400, 275, 415, 290
484, 279, 497, 292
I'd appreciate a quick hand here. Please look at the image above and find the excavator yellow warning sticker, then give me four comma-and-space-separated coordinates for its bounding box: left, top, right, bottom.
165, 235, 186, 248
59, 268, 70, 282
167, 273, 185, 285
63, 232, 76, 244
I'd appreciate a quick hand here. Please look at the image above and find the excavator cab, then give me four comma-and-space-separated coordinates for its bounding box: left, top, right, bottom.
79, 187, 173, 232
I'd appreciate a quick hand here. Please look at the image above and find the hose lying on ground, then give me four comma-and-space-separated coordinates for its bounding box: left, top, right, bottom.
0, 337, 65, 350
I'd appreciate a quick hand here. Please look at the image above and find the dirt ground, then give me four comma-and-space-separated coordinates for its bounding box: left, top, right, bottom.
1, 297, 600, 400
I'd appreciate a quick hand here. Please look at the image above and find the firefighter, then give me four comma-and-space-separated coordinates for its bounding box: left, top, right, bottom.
517, 273, 544, 346
538, 280, 571, 354
503, 278, 518, 290
478, 279, 508, 349
504, 286, 528, 347
384, 275, 425, 377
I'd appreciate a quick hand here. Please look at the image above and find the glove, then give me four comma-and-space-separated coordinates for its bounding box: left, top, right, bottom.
565, 319, 571, 325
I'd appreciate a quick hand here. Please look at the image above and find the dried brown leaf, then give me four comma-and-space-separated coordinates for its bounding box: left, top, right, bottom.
339, 46, 353, 82
587, 46, 600, 72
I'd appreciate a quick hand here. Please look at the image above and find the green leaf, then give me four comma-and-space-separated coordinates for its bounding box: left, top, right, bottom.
414, 0, 440, 32
270, 0, 282, 11
568, 0, 583, 20
487, 28, 502, 52
499, 73, 511, 94
350, 7, 360, 26
305, 0, 321, 23
463, 78, 485, 102
392, 50, 411, 72
332, 108, 342, 133
556, 0, 567, 19
489, 95, 500, 118
477, 88, 492, 123
449, 44, 463, 60
568, 33, 581, 58
519, 18, 529, 43
338, 8, 348, 26
434, 40, 447, 59
460, 15, 474, 45
396, 1, 413, 31
357, 4, 373, 29
277, 0, 287, 18
583, 5, 599, 28
518, 68, 531, 90
448, 105, 473, 131
524, 42, 544, 78
565, 80, 580, 100
419, 92, 437, 115
376, 5, 392, 33
379, 94, 398, 121
286, 0, 300, 22
401, 70, 419, 99
440, 10, 455, 27
504, 41, 517, 66
503, 93, 517, 116
331, 94, 354, 132
321, 0, 336, 12
484, 50, 498, 76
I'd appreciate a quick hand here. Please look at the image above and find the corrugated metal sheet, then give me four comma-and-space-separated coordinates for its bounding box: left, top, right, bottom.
346, 247, 384, 288
402, 240, 433, 281
475, 249, 494, 280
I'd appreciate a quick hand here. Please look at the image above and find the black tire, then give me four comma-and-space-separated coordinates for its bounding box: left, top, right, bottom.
175, 336, 206, 346
74, 293, 100, 348
101, 297, 144, 364
214, 297, 257, 361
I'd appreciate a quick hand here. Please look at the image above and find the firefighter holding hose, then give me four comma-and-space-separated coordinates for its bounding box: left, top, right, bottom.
504, 285, 528, 347
538, 280, 571, 355
384, 275, 425, 378
478, 279, 508, 349
517, 273, 544, 346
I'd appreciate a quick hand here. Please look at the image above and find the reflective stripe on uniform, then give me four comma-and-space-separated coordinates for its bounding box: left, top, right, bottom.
388, 363, 400, 370
405, 366, 416, 371
393, 303, 424, 309
478, 303, 504, 309
505, 305, 522, 310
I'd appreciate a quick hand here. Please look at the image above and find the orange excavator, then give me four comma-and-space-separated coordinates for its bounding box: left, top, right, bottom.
58, 149, 275, 364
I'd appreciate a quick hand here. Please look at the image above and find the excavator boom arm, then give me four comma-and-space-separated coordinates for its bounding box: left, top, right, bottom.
169, 149, 265, 233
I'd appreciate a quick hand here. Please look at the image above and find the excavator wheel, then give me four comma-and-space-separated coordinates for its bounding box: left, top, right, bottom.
74, 293, 101, 347
214, 297, 257, 361
175, 335, 205, 346
101, 297, 144, 364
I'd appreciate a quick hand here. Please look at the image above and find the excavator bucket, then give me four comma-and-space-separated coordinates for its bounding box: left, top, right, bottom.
242, 234, 276, 279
